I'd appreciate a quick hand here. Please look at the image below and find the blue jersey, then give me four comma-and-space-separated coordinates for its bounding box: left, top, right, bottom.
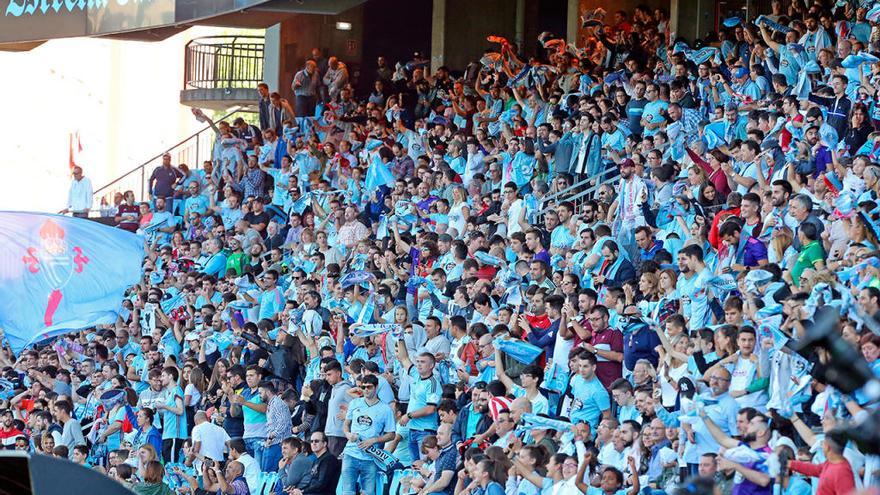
677, 268, 712, 329
258, 287, 285, 320
406, 366, 440, 431
342, 397, 396, 460
642, 100, 669, 137
161, 386, 187, 440
569, 374, 610, 428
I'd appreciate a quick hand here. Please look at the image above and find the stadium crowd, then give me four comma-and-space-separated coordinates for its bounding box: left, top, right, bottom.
18, 1, 880, 495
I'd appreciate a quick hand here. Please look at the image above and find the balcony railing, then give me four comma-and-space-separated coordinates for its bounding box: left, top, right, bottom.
184, 35, 265, 90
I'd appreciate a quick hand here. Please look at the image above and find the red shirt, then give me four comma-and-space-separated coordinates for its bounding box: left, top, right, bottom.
789, 459, 854, 495
589, 327, 624, 389
0, 426, 24, 448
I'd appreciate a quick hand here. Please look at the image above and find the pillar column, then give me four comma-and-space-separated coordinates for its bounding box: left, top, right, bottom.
431, 0, 446, 73
263, 23, 281, 92
515, 0, 525, 52
567, 0, 579, 45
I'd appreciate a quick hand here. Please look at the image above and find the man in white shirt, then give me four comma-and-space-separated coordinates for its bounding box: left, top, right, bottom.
65, 166, 93, 218
227, 437, 260, 493
192, 411, 230, 466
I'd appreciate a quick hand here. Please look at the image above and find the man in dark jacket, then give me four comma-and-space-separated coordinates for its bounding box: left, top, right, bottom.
296, 431, 340, 495
451, 386, 492, 447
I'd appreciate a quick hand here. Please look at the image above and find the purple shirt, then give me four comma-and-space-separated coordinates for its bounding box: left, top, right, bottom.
533, 249, 551, 265
731, 444, 772, 495
742, 237, 768, 267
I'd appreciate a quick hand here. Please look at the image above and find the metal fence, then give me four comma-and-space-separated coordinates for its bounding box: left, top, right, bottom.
538, 166, 621, 221
184, 35, 265, 90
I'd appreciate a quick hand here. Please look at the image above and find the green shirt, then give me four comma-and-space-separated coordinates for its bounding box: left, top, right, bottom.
791, 240, 824, 286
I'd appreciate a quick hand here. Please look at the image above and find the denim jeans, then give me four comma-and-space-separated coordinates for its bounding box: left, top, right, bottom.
244, 437, 266, 469
261, 443, 282, 472
340, 454, 378, 495
407, 429, 435, 463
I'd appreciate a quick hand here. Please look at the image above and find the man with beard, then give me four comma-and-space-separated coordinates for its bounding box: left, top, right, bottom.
802, 125, 833, 177
699, 411, 773, 495
763, 179, 796, 233
606, 159, 647, 260
633, 386, 656, 425
582, 305, 624, 389
0, 409, 24, 450
451, 384, 490, 446
676, 244, 714, 329
626, 81, 648, 136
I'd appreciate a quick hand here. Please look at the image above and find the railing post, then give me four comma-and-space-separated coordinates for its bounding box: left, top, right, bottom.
140, 165, 146, 202
195, 133, 200, 171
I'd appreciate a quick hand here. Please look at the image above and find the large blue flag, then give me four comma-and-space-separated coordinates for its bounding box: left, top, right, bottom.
0, 212, 144, 353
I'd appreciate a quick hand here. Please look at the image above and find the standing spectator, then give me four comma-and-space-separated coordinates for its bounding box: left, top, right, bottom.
191, 410, 230, 467
323, 57, 349, 102
229, 366, 268, 468
65, 166, 93, 218
53, 400, 83, 456
787, 431, 855, 495
259, 380, 291, 472
156, 366, 186, 463
583, 305, 625, 388
567, 351, 611, 430
340, 374, 396, 495
257, 82, 271, 131
322, 359, 353, 457
149, 153, 183, 212
292, 60, 320, 118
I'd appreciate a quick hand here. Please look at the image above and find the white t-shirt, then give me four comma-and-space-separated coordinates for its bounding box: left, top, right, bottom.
192, 421, 231, 463
730, 356, 767, 408
184, 384, 202, 407
507, 199, 525, 234
237, 453, 261, 493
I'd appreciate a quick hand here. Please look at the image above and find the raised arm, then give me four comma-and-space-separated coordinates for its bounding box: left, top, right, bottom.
395, 335, 413, 370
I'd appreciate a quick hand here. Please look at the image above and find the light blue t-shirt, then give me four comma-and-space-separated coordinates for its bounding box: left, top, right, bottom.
642, 100, 669, 137
161, 385, 187, 440
406, 366, 440, 431
569, 375, 610, 428
342, 397, 396, 461
258, 287, 285, 320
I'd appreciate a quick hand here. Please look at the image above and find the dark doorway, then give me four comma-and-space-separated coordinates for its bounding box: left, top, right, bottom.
537, 0, 567, 39
359, 0, 432, 95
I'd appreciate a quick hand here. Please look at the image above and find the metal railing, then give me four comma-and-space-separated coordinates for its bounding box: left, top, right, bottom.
88, 108, 246, 210
538, 166, 621, 219
184, 35, 265, 90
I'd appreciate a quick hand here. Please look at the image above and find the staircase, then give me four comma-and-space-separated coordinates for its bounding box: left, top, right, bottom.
537, 165, 620, 221
87, 108, 248, 210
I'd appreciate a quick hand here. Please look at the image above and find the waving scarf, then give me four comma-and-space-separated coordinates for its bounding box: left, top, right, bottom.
495, 338, 543, 364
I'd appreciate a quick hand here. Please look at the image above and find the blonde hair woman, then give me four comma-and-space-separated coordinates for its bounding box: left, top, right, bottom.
448, 186, 471, 238
769, 227, 796, 269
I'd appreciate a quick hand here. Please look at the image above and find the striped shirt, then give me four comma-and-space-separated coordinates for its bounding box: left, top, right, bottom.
266, 395, 292, 446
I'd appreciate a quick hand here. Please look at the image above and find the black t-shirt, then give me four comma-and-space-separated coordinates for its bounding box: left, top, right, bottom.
243, 211, 272, 234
